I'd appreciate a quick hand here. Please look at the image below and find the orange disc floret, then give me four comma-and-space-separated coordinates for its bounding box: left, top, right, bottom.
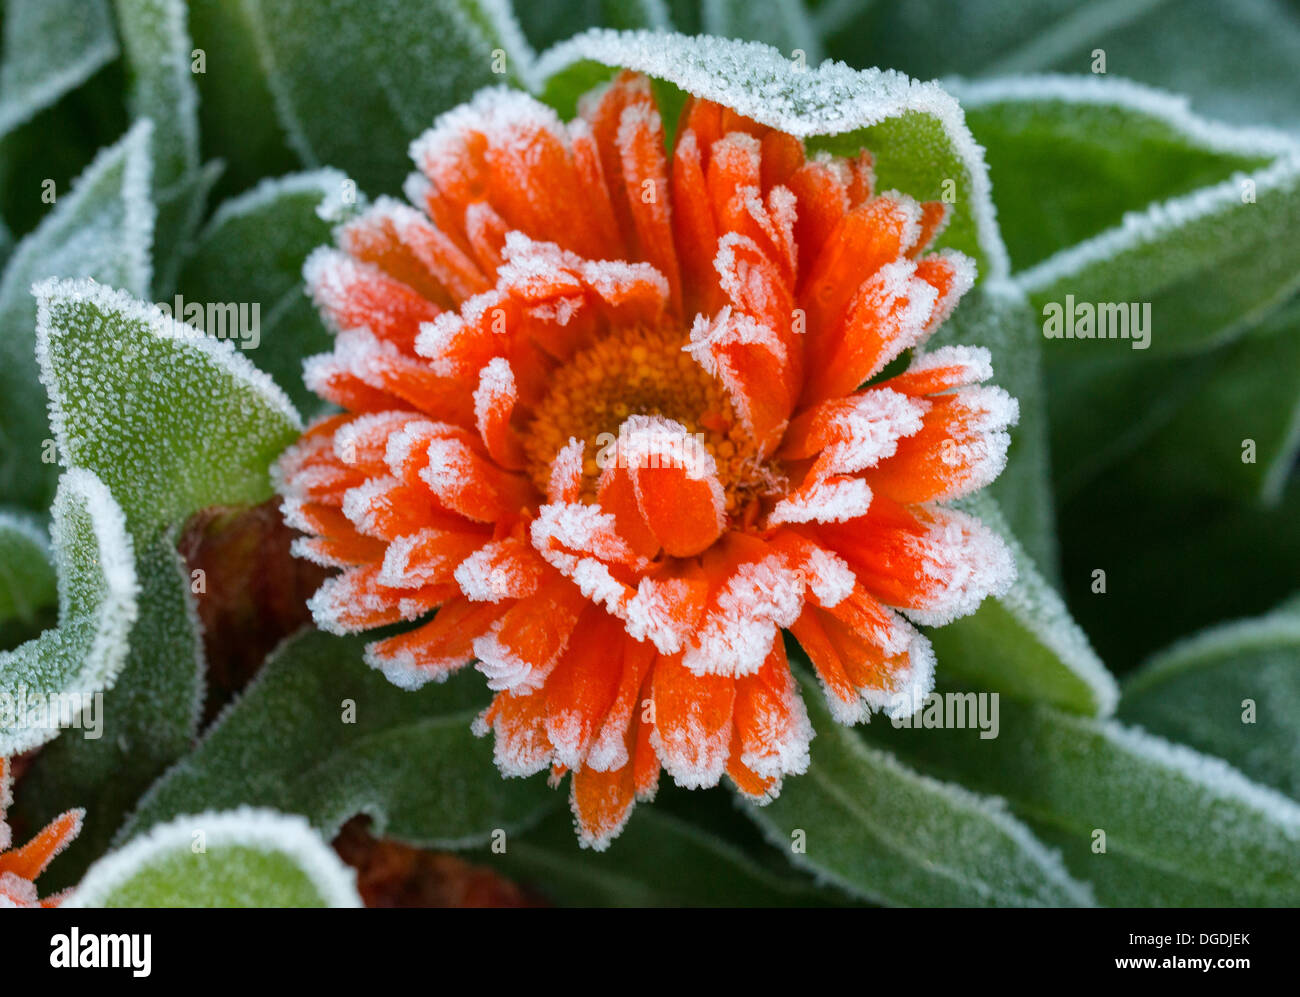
277, 71, 1018, 849
0, 757, 83, 907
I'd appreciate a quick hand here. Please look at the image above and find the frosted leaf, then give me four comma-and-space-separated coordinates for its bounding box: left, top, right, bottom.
877, 694, 1300, 906
22, 277, 301, 873
178, 170, 346, 414
1119, 296, 1300, 508
490, 806, 836, 906
513, 0, 670, 55
118, 630, 556, 851
931, 492, 1119, 717
957, 73, 1298, 161
0, 122, 154, 511
0, 508, 56, 625
68, 808, 361, 908
926, 279, 1056, 579
17, 533, 207, 883
701, 0, 823, 64
0, 0, 118, 140
114, 0, 201, 189
35, 277, 301, 541
536, 29, 1008, 280
241, 0, 536, 193
961, 75, 1300, 355
841, 0, 1300, 134
113, 0, 207, 294
0, 470, 138, 756
1121, 603, 1300, 801
745, 668, 1095, 907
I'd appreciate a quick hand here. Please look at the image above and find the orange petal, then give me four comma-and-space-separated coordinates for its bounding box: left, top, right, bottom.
544, 610, 629, 769
571, 756, 636, 850
305, 249, 441, 354
0, 809, 82, 882
650, 652, 735, 788
798, 196, 917, 369
622, 417, 726, 558
480, 688, 552, 777
365, 596, 508, 687
616, 101, 683, 315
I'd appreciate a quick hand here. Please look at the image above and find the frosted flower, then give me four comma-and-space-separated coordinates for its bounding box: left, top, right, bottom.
0, 757, 83, 906
276, 72, 1017, 849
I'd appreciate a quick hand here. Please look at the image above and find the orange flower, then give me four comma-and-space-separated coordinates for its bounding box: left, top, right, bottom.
0, 757, 83, 906
277, 72, 1017, 848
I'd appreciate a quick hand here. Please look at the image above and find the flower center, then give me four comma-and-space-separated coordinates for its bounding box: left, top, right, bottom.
524, 324, 781, 517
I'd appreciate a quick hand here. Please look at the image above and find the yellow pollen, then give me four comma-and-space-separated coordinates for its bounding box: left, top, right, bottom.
524, 325, 780, 517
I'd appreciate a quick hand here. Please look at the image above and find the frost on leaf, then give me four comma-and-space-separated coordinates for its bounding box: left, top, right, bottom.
0, 0, 118, 140
69, 807, 361, 908
1121, 604, 1300, 800
0, 122, 154, 511
0, 469, 138, 756
931, 492, 1118, 717
535, 29, 1007, 279
178, 169, 346, 415
745, 669, 1095, 907
241, 0, 536, 192
957, 74, 1300, 356
113, 0, 210, 294
34, 277, 302, 542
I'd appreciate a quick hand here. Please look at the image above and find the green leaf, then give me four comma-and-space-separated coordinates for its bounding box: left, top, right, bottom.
0, 469, 138, 756
514, 0, 670, 52
1122, 297, 1300, 506
954, 76, 1277, 272
34, 276, 301, 541
0, 0, 118, 140
491, 806, 838, 906
16, 533, 204, 889
928, 279, 1056, 576
1057, 445, 1300, 671
23, 277, 301, 885
186, 0, 299, 197
535, 30, 1010, 282
112, 0, 210, 294
0, 122, 154, 511
177, 170, 345, 414
113, 0, 201, 191
700, 0, 823, 64
1023, 152, 1300, 357
239, 0, 535, 194
933, 493, 1116, 715
987, 83, 1300, 361
1045, 347, 1216, 500
743, 668, 1094, 906
832, 0, 1300, 134
0, 508, 56, 625
120, 629, 557, 849
869, 695, 1300, 906
1120, 603, 1300, 801
67, 808, 362, 908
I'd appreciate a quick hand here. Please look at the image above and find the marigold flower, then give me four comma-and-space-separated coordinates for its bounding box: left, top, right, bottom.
277, 72, 1017, 848
0, 757, 83, 906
